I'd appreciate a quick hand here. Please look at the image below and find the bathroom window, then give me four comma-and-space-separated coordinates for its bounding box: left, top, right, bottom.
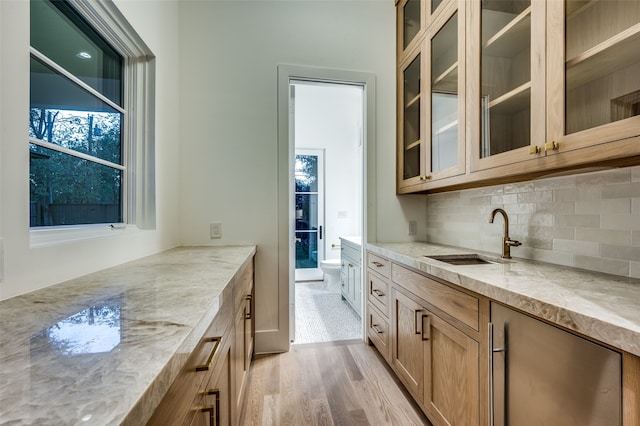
29, 0, 155, 236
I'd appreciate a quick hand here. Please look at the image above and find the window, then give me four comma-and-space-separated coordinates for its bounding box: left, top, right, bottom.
28, 0, 155, 233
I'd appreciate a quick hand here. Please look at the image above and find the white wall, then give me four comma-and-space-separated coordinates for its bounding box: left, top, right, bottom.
294, 82, 362, 261
0, 0, 181, 300
178, 0, 426, 352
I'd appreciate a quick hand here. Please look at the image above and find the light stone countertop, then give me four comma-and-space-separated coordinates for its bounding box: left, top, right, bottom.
340, 236, 362, 247
367, 242, 640, 357
0, 245, 256, 426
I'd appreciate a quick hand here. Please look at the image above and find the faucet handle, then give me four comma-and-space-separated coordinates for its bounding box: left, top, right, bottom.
506, 238, 521, 247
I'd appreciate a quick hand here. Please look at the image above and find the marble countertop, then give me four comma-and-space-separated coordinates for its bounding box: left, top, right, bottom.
0, 245, 256, 426
367, 242, 640, 357
340, 236, 362, 247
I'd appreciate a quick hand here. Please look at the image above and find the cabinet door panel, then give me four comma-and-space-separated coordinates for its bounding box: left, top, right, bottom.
424, 312, 479, 426
392, 288, 425, 400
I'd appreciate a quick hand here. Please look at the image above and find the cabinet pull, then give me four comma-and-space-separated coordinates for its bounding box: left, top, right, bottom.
245, 294, 252, 320
195, 337, 221, 371
544, 141, 559, 151
489, 323, 506, 426
371, 324, 384, 334
421, 315, 431, 341
372, 261, 384, 268
528, 145, 540, 155
414, 309, 423, 335
372, 289, 385, 297
194, 389, 220, 426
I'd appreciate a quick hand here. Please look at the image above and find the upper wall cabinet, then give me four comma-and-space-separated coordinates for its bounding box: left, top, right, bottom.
398, 1, 467, 193
396, 0, 640, 194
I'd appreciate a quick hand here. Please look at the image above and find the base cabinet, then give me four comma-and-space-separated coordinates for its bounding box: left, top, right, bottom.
148, 257, 254, 426
340, 238, 362, 316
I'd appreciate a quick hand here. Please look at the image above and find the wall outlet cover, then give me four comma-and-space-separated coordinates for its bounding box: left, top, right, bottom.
210, 222, 222, 239
408, 220, 417, 236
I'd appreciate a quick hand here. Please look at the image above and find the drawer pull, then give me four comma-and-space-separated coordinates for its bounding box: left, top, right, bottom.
245, 294, 253, 320
371, 324, 384, 334
195, 337, 221, 371
372, 289, 385, 297
421, 315, 431, 341
194, 389, 220, 425
372, 261, 384, 268
414, 309, 423, 335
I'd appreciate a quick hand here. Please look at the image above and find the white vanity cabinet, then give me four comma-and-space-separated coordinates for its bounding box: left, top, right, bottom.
340, 237, 362, 317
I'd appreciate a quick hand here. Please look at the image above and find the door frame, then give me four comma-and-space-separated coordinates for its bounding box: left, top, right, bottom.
273, 64, 377, 351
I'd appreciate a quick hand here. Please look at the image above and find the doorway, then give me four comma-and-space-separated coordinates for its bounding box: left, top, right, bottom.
290, 79, 364, 344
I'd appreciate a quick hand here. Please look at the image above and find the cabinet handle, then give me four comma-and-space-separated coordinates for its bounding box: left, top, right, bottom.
421, 314, 431, 341
245, 294, 252, 320
489, 323, 507, 426
414, 309, 423, 335
371, 324, 384, 334
544, 141, 559, 151
194, 389, 220, 426
529, 145, 540, 155
419, 175, 432, 181
372, 289, 385, 297
372, 261, 384, 268
195, 337, 221, 371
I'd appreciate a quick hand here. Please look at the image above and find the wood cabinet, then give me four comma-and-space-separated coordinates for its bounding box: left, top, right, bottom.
340, 238, 362, 316
390, 265, 483, 426
397, 0, 640, 194
148, 257, 254, 426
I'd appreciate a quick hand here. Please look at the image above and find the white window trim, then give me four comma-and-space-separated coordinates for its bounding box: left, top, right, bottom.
29, 0, 156, 248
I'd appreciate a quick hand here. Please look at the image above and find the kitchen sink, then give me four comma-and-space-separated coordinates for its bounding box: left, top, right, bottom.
425, 254, 500, 265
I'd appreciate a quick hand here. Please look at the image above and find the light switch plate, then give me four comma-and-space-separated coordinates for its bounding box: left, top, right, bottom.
210, 222, 222, 239
408, 220, 417, 236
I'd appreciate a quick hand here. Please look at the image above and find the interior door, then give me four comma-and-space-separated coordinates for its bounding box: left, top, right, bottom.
294, 149, 324, 279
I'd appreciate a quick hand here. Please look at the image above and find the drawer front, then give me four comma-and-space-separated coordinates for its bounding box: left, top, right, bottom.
341, 242, 361, 264
367, 304, 390, 362
392, 264, 479, 331
367, 271, 389, 318
367, 252, 391, 279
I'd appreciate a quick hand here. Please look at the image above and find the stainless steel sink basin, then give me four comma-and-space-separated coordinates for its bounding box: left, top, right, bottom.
425, 254, 500, 265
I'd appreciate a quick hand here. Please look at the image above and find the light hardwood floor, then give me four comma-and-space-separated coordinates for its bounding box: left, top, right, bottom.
241, 340, 431, 426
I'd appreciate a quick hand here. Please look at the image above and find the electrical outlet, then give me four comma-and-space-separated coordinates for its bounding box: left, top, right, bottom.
408, 220, 417, 236
210, 222, 222, 239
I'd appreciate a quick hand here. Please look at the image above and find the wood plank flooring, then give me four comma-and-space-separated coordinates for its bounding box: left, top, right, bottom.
241, 340, 431, 426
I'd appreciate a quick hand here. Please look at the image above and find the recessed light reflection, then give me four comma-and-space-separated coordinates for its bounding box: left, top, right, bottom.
76, 51, 92, 59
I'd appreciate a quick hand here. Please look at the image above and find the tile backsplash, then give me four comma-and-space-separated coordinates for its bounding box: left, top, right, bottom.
426, 165, 640, 279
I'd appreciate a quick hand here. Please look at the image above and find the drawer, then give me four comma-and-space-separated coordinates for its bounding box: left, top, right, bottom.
234, 260, 254, 310
367, 304, 390, 362
367, 271, 389, 318
367, 252, 391, 278
341, 242, 361, 263
392, 264, 479, 331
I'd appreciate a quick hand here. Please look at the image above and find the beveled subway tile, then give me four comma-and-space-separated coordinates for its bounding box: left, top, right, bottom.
601, 214, 640, 230
554, 214, 600, 228
491, 193, 518, 205
575, 228, 632, 246
576, 168, 631, 186
632, 199, 640, 214
553, 239, 600, 256
600, 244, 640, 262
634, 231, 640, 247
534, 174, 576, 191
530, 248, 575, 267
505, 181, 535, 194
553, 227, 575, 240
553, 188, 578, 203
602, 182, 640, 199
632, 166, 640, 182
574, 255, 629, 277
537, 201, 575, 214
508, 203, 536, 215
529, 213, 554, 227
527, 225, 553, 239
527, 237, 553, 250
518, 190, 552, 203
576, 186, 602, 201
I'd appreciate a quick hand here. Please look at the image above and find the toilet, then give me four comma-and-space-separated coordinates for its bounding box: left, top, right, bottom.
320, 258, 341, 291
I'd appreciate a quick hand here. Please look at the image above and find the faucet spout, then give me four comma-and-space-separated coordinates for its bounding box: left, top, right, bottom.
489, 208, 521, 259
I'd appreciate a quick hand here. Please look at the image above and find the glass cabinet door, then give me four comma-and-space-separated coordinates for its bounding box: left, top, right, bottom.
547, 0, 640, 153
427, 5, 465, 180
398, 0, 422, 54
470, 0, 545, 171
398, 46, 425, 190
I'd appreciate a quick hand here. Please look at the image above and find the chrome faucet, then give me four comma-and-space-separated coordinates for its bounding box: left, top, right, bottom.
489, 208, 521, 259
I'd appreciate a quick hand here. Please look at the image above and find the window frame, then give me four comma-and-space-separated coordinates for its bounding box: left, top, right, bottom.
29, 0, 155, 246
